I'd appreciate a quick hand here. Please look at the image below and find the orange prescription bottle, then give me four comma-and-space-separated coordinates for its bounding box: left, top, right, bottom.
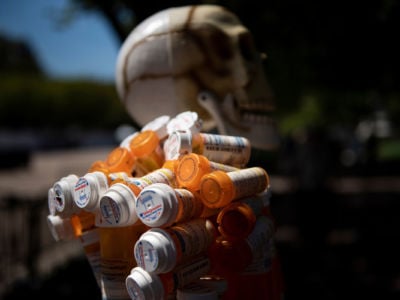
216, 189, 271, 239
99, 223, 148, 300
98, 168, 176, 227
129, 130, 165, 176
133, 218, 216, 274
209, 216, 277, 300
165, 130, 251, 168
126, 256, 211, 300
135, 183, 203, 228
199, 167, 270, 208
209, 215, 275, 274
104, 146, 136, 174
141, 115, 170, 143
175, 153, 238, 193
73, 171, 109, 214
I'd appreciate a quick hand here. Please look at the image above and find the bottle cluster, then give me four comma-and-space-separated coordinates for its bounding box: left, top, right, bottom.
47, 111, 284, 300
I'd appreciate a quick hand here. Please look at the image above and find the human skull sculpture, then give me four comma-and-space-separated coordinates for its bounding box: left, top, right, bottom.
115, 4, 279, 150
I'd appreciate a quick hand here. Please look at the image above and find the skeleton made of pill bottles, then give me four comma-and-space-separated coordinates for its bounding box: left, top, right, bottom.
115, 4, 280, 150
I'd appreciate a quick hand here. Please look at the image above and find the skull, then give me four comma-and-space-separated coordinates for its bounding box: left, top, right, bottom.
115, 5, 280, 150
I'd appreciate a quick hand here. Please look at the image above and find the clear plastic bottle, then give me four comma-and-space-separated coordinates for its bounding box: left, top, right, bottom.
126, 256, 211, 300
135, 183, 203, 228
129, 130, 165, 176
164, 130, 251, 168
99, 223, 148, 300
134, 218, 216, 274
216, 189, 271, 239
175, 153, 238, 193
199, 167, 270, 208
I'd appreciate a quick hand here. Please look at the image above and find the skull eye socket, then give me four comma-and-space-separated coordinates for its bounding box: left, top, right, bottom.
238, 31, 256, 61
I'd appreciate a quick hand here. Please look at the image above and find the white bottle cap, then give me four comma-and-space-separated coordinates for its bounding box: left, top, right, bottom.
141, 115, 170, 140
126, 267, 164, 300
48, 187, 57, 216
167, 111, 202, 135
120, 131, 139, 149
47, 215, 75, 241
73, 171, 108, 212
163, 130, 192, 160
134, 229, 177, 274
53, 174, 80, 216
177, 282, 218, 300
99, 183, 138, 226
135, 183, 178, 228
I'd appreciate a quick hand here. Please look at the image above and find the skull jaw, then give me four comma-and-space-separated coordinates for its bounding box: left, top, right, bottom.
197, 91, 281, 151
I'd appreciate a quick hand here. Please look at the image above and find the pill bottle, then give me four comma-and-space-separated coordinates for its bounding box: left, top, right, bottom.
165, 130, 251, 168
99, 222, 148, 300
208, 216, 277, 300
73, 171, 109, 214
216, 191, 271, 239
52, 174, 81, 217
166, 111, 203, 136
209, 215, 274, 275
99, 182, 140, 227
135, 183, 203, 228
129, 130, 165, 176
104, 146, 136, 174
123, 167, 177, 196
126, 256, 211, 300
141, 115, 170, 143
175, 153, 238, 193
88, 160, 110, 175
134, 218, 216, 274
199, 167, 269, 208
120, 131, 139, 149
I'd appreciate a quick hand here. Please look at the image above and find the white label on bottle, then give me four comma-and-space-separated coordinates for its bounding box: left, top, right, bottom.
227, 168, 267, 199
134, 240, 159, 272
201, 133, 250, 166
74, 177, 91, 208
128, 169, 175, 190
136, 190, 164, 223
101, 259, 131, 299
170, 220, 213, 259
173, 257, 211, 289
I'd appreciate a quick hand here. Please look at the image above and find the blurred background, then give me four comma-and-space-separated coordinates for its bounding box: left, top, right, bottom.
1, 1, 400, 299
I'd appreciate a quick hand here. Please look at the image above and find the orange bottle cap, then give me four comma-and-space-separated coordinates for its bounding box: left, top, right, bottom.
176, 153, 211, 191
199, 170, 234, 208
105, 147, 136, 173
217, 202, 256, 239
88, 160, 109, 173
130, 130, 159, 157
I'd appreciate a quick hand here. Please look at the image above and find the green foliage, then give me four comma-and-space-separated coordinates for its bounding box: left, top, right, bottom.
0, 74, 133, 129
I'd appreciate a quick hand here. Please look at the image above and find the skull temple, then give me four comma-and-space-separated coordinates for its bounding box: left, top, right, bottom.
115, 5, 280, 150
